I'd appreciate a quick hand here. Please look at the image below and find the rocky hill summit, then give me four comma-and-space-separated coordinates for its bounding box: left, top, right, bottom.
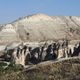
0, 14, 80, 44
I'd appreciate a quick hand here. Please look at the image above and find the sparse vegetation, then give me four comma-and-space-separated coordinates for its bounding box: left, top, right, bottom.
0, 57, 80, 80
0, 61, 23, 77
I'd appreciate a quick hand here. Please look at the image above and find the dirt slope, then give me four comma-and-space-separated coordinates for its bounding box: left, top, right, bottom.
0, 57, 80, 80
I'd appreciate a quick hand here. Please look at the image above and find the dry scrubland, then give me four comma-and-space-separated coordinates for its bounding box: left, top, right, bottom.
0, 57, 80, 80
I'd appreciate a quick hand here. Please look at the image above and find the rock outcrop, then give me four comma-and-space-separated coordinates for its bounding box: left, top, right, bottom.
0, 14, 80, 44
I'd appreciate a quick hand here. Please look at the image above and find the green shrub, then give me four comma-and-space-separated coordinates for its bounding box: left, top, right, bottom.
0, 62, 7, 67
5, 61, 23, 72
9, 64, 23, 71
0, 61, 23, 76
0, 62, 8, 75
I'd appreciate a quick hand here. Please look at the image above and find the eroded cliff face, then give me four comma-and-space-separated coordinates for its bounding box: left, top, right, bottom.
0, 14, 80, 44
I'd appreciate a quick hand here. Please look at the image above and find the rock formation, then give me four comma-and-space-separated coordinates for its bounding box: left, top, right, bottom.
0, 14, 80, 44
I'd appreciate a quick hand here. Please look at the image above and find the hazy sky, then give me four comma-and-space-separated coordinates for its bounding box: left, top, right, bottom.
0, 0, 80, 24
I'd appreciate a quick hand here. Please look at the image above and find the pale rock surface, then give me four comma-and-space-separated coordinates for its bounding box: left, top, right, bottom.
0, 14, 80, 43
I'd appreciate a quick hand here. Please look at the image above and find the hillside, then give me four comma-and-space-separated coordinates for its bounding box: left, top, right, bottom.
0, 57, 80, 80
0, 14, 80, 44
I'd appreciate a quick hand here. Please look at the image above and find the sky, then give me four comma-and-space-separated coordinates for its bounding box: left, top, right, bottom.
0, 0, 80, 24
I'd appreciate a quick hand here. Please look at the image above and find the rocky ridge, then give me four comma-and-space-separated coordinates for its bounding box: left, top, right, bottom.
0, 14, 80, 44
